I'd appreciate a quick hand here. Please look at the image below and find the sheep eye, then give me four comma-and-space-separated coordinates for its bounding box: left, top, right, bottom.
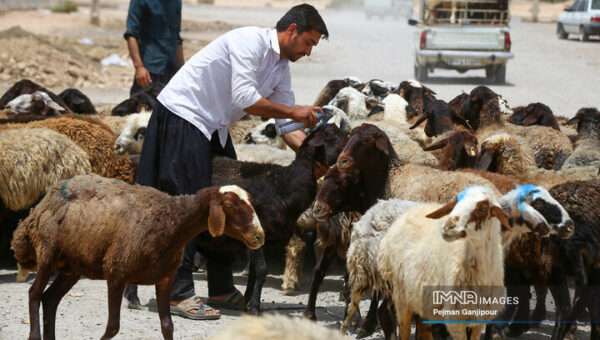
223, 202, 233, 209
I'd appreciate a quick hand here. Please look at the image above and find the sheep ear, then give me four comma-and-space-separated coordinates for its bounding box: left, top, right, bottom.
406, 105, 418, 115
491, 205, 511, 230
307, 132, 325, 147
521, 112, 539, 126
565, 116, 579, 125
375, 135, 391, 156
422, 138, 448, 151
409, 114, 428, 129
426, 201, 456, 219
367, 105, 384, 117
475, 149, 494, 170
208, 199, 226, 237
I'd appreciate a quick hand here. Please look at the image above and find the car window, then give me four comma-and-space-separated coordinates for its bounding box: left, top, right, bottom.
570, 0, 581, 10
577, 0, 588, 11
592, 0, 600, 9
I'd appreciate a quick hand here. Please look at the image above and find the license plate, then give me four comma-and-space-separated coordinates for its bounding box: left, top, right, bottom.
449, 58, 482, 66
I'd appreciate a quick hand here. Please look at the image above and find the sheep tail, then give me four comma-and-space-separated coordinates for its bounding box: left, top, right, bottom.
11, 217, 38, 282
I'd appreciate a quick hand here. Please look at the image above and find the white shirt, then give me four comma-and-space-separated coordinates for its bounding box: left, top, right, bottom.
157, 27, 295, 147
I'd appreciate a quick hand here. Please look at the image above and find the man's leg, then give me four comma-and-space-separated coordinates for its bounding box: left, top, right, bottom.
203, 134, 245, 306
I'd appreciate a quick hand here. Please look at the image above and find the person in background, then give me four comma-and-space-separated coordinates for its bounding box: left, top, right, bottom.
124, 0, 184, 96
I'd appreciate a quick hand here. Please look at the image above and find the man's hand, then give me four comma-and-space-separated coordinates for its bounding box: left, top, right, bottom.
290, 106, 324, 128
135, 66, 152, 88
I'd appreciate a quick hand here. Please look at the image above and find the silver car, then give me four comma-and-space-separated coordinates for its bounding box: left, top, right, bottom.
557, 0, 600, 41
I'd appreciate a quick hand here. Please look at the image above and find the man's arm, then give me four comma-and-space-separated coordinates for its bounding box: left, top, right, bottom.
281, 130, 306, 151
244, 98, 322, 128
126, 37, 152, 88
176, 44, 184, 68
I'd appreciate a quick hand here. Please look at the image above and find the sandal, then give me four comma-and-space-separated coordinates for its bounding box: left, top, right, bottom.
206, 290, 246, 311
169, 296, 220, 320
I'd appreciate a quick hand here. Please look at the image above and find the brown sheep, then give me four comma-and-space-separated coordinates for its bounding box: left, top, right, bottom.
11, 174, 264, 340
0, 116, 135, 183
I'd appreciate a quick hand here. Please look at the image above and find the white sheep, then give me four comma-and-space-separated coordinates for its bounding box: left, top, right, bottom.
375, 186, 511, 340
340, 185, 573, 334
330, 86, 377, 120
243, 118, 290, 150
209, 314, 351, 340
114, 110, 152, 155
562, 108, 600, 170
235, 143, 296, 166
0, 127, 92, 212
5, 91, 65, 116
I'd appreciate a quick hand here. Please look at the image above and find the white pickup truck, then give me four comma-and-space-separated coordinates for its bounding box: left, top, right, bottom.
409, 0, 514, 84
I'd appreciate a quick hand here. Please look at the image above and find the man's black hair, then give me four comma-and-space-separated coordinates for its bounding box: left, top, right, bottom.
276, 3, 329, 39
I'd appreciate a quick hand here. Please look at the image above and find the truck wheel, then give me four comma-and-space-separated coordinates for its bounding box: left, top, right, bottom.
485, 66, 495, 80
495, 65, 506, 84
556, 24, 568, 40
415, 64, 428, 82
579, 27, 589, 42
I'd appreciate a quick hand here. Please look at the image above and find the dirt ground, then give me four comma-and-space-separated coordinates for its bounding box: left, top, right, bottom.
0, 0, 595, 339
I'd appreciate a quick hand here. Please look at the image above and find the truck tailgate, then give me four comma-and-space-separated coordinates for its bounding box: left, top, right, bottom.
425, 26, 506, 50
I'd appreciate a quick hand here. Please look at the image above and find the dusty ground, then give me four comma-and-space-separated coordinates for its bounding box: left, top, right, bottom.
0, 0, 597, 339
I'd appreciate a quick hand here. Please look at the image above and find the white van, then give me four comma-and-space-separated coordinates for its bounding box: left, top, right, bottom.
557, 0, 600, 41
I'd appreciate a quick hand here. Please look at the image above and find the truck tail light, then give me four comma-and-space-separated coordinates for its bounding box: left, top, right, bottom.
504, 32, 511, 51
591, 16, 600, 22
420, 31, 427, 50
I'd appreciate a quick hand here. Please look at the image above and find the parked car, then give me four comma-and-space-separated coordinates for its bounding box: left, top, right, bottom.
557, 0, 600, 41
363, 0, 413, 20
409, 0, 513, 84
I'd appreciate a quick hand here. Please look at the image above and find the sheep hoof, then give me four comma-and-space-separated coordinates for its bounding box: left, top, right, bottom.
530, 308, 546, 323
508, 323, 529, 337
246, 305, 261, 316
282, 288, 295, 296
357, 321, 377, 338
303, 310, 317, 321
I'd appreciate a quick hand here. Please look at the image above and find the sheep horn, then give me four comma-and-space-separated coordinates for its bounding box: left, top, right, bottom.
475, 149, 494, 170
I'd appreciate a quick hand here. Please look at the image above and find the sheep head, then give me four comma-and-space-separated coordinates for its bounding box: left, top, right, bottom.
423, 131, 479, 170
426, 185, 511, 241
509, 102, 559, 131
565, 107, 600, 140
209, 185, 264, 250
502, 185, 574, 239
313, 165, 366, 220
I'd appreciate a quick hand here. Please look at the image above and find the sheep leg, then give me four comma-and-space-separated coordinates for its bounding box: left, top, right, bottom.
101, 280, 126, 340
41, 272, 81, 339
414, 314, 433, 340
377, 297, 397, 340
508, 284, 532, 337
531, 285, 548, 322
552, 285, 589, 340
155, 276, 175, 340
281, 233, 306, 294
303, 245, 336, 321
341, 288, 365, 333
28, 262, 54, 340
396, 306, 412, 340
342, 270, 363, 328
357, 292, 380, 338
245, 248, 267, 315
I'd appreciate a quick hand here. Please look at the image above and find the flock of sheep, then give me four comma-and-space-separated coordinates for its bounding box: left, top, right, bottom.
0, 76, 599, 340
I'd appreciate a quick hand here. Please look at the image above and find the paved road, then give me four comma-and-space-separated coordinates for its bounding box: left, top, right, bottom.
181, 5, 599, 117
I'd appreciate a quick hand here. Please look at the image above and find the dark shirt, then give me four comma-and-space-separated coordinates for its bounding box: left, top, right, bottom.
124, 0, 182, 75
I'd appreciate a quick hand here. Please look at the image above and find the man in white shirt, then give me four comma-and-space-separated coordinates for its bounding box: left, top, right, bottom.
124, 4, 328, 320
